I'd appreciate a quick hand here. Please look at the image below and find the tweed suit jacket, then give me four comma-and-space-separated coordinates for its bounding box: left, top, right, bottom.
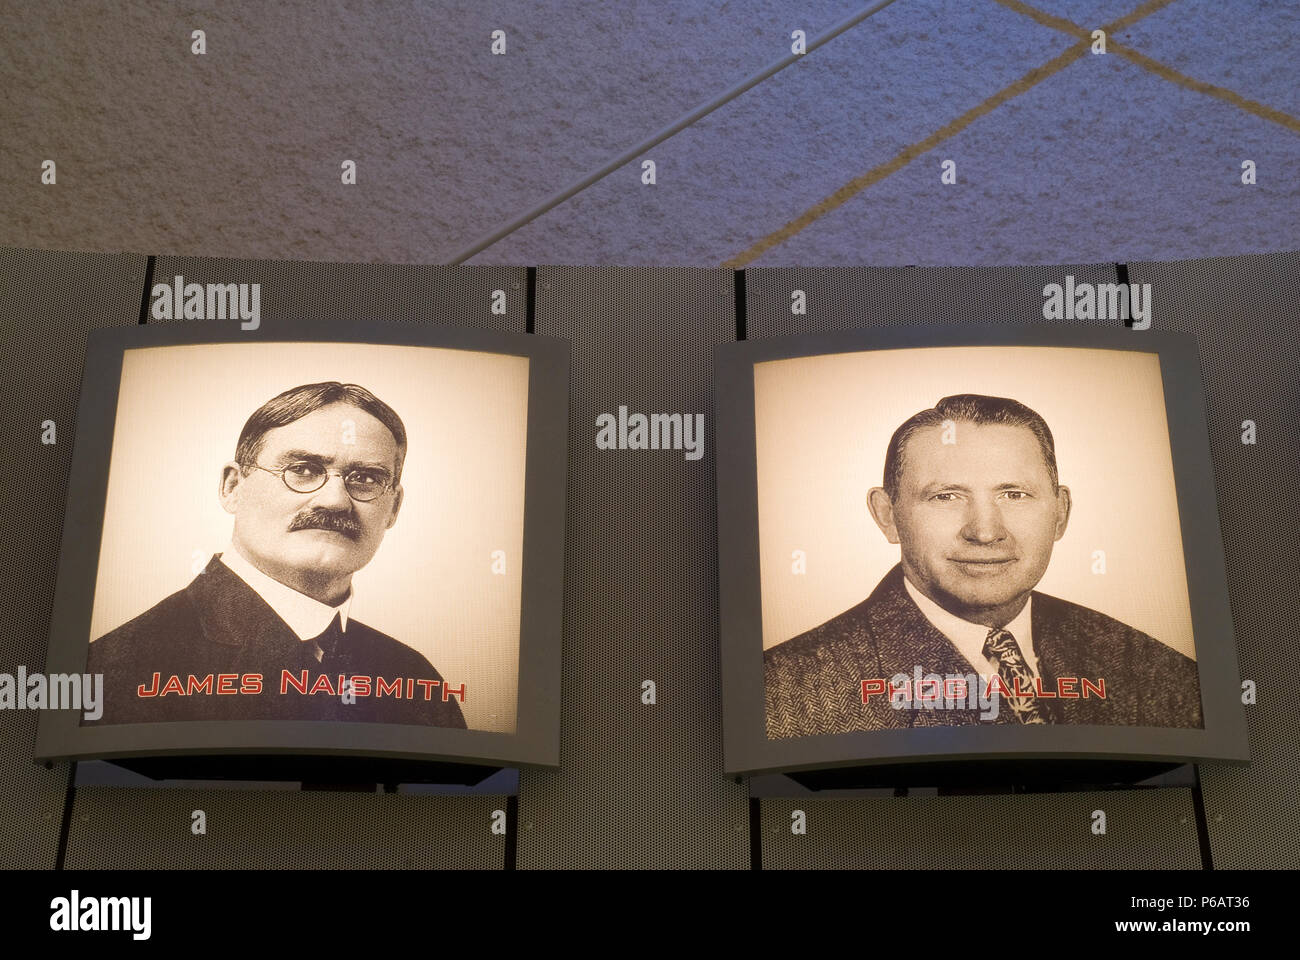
85, 554, 467, 728
764, 563, 1203, 739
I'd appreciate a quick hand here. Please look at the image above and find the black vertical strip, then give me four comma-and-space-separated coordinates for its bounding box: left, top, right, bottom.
738, 268, 752, 868
137, 254, 157, 324
54, 763, 76, 870
1191, 764, 1214, 870
734, 269, 747, 341
1116, 262, 1132, 327
525, 266, 536, 335
504, 794, 519, 870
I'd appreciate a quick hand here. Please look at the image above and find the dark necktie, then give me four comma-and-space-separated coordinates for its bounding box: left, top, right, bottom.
309, 612, 346, 667
983, 627, 1048, 724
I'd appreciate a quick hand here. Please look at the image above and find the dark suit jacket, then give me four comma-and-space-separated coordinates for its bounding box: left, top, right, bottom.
764, 563, 1203, 739
85, 555, 467, 728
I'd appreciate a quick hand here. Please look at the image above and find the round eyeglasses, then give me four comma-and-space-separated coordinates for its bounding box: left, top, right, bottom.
251, 461, 394, 502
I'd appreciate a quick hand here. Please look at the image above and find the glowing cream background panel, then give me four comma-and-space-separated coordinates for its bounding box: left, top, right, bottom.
754, 346, 1194, 659
89, 341, 529, 734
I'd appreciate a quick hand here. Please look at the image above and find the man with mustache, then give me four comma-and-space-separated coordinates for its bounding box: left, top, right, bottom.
764, 394, 1203, 739
86, 382, 466, 728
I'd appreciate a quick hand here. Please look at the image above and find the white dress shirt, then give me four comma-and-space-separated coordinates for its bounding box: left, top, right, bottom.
902, 574, 1038, 679
219, 545, 352, 662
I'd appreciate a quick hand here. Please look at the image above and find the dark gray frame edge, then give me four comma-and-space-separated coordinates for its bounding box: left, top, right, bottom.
716, 322, 1250, 777
33, 317, 569, 769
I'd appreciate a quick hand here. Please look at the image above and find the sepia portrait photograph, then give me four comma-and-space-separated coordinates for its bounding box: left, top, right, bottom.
82, 340, 530, 734
755, 345, 1204, 740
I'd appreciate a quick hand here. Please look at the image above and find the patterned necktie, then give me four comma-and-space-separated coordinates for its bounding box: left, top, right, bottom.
983, 627, 1048, 724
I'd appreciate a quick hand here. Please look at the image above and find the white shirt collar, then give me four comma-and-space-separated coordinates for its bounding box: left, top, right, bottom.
902, 573, 1037, 678
218, 544, 352, 641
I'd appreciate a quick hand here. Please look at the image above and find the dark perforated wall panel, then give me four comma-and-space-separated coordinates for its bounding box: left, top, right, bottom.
58, 255, 523, 869
759, 791, 1202, 869
147, 255, 526, 332
0, 247, 147, 867
522, 267, 749, 868
744, 264, 1210, 869
1128, 252, 1300, 870
745, 263, 1120, 337
5, 251, 1292, 870
64, 787, 503, 869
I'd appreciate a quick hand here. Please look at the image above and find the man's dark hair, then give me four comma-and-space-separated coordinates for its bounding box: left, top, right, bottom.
882, 394, 1058, 501
234, 382, 407, 485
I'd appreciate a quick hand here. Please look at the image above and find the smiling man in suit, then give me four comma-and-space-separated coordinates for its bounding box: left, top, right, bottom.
764, 394, 1203, 740
86, 381, 466, 729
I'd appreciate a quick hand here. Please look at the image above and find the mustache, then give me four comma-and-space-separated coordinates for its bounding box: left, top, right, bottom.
288, 508, 362, 540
